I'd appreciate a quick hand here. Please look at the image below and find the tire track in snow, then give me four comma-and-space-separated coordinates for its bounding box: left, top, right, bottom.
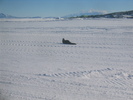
1, 39, 132, 59
38, 68, 133, 92
37, 68, 133, 99
39, 68, 133, 79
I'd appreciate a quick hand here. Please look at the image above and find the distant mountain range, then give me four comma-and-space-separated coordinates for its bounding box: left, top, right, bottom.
0, 13, 42, 18
74, 10, 133, 18
0, 13, 16, 18
1, 10, 133, 19
63, 10, 108, 18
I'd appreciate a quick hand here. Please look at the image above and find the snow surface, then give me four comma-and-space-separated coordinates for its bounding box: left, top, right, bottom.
0, 18, 133, 100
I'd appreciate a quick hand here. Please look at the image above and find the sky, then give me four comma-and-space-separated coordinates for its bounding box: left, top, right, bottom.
0, 0, 133, 17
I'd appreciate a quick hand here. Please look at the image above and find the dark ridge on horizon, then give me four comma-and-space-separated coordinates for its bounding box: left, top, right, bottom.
72, 10, 133, 18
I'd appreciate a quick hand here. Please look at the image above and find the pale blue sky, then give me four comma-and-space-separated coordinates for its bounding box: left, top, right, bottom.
0, 0, 133, 17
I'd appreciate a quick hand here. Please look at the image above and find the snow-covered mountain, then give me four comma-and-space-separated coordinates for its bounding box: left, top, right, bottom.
0, 13, 42, 18
74, 10, 133, 18
63, 10, 108, 18
0, 13, 16, 18
1, 10, 133, 19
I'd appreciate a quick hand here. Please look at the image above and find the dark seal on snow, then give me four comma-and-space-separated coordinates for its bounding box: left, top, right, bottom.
62, 38, 76, 45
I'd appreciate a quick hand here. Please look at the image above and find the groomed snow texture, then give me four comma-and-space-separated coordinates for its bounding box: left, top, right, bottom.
0, 18, 133, 100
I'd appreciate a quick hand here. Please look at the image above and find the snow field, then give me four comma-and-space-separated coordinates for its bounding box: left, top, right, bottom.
0, 18, 133, 100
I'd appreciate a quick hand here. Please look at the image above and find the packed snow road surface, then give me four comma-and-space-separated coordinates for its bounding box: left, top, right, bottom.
0, 18, 133, 100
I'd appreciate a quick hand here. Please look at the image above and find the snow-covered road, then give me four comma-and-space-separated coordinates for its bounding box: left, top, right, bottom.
0, 18, 133, 100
